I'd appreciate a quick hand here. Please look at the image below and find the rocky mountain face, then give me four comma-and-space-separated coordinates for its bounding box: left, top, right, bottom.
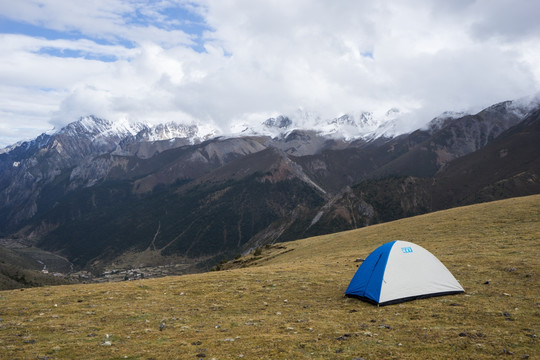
303, 107, 540, 234
0, 98, 539, 280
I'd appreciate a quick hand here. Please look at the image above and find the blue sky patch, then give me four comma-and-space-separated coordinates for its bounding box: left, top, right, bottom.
0, 17, 80, 41
36, 47, 118, 62
0, 2, 212, 56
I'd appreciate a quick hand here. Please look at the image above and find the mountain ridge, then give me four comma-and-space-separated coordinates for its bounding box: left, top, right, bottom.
0, 96, 539, 279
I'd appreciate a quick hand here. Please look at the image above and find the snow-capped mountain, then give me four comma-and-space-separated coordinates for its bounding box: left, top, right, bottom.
231, 108, 406, 141
134, 122, 199, 142
426, 111, 468, 133
4, 94, 540, 159
128, 122, 218, 143
1, 96, 539, 280
58, 115, 145, 141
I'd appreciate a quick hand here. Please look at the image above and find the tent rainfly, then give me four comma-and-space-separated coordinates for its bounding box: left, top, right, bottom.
345, 240, 464, 306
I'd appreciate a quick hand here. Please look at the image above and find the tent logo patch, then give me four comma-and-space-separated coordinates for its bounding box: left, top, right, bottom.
401, 247, 413, 253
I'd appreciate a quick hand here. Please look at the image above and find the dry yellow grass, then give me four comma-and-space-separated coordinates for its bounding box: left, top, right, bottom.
0, 195, 538, 359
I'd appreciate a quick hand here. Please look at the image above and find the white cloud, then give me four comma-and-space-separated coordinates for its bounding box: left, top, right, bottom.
0, 0, 196, 46
0, 0, 539, 147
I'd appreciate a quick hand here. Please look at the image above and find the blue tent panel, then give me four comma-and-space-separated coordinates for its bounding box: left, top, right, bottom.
345, 240, 395, 304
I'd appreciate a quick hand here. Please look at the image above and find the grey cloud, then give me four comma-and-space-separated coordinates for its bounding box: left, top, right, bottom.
469, 0, 540, 41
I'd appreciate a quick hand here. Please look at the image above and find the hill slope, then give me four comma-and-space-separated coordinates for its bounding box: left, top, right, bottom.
0, 195, 538, 359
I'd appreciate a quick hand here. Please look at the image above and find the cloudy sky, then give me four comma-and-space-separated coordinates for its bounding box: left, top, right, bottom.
0, 0, 539, 147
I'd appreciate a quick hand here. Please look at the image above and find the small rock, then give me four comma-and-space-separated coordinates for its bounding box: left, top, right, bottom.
160, 323, 166, 331
192, 341, 202, 345
521, 355, 530, 359
483, 280, 490, 285
503, 312, 514, 321
223, 338, 235, 342
195, 353, 206, 358
355, 258, 364, 262
101, 341, 112, 346
349, 309, 358, 313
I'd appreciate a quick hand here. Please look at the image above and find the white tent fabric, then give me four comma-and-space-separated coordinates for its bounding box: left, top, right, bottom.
379, 240, 464, 304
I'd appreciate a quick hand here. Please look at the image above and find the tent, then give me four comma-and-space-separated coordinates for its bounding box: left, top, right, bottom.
345, 240, 464, 305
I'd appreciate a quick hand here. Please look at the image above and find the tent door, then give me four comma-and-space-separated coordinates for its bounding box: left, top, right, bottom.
362, 253, 383, 298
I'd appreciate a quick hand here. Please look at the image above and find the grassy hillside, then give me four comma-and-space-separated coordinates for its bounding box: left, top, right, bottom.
0, 246, 73, 290
0, 195, 538, 359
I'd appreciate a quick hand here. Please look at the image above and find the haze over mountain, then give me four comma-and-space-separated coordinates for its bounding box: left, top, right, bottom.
1, 95, 539, 287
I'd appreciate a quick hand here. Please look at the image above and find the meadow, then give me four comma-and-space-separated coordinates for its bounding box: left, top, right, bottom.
0, 195, 538, 359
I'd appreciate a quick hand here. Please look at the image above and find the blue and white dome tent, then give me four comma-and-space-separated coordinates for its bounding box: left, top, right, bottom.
345, 240, 464, 306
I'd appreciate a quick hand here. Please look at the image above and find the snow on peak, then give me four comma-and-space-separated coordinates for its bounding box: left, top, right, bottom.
507, 93, 540, 117
228, 108, 407, 141
136, 122, 197, 141
59, 115, 146, 142
317, 112, 378, 139
263, 115, 293, 130
131, 121, 219, 144
426, 111, 468, 133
